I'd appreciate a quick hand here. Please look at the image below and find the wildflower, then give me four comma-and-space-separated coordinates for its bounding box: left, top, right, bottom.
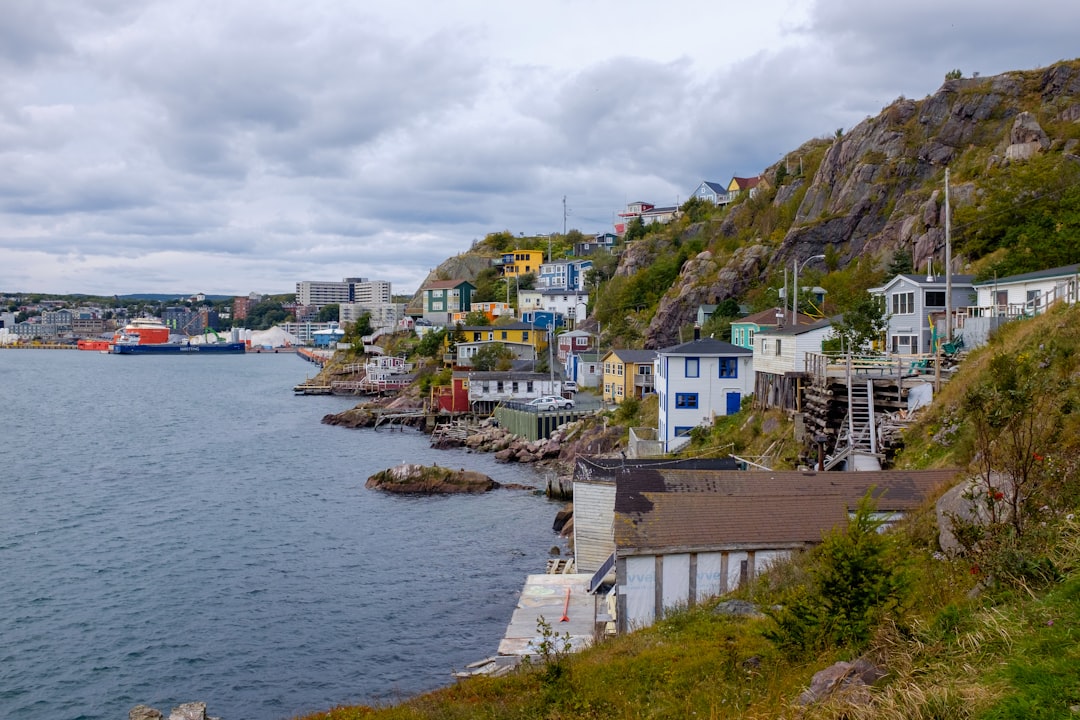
970, 565, 980, 575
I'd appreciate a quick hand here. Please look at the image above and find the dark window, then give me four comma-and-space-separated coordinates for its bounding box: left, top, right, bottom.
925, 291, 946, 307
675, 393, 699, 409
718, 358, 738, 378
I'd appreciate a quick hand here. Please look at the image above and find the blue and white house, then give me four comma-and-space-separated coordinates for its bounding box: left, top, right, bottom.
538, 259, 593, 291
655, 336, 754, 452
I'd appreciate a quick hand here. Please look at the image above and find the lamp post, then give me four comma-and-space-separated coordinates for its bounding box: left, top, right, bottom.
793, 254, 826, 327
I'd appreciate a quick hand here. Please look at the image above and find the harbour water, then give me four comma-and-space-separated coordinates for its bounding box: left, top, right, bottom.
0, 350, 563, 720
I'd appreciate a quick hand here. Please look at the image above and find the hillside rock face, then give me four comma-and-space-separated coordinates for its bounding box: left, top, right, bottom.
640, 61, 1080, 348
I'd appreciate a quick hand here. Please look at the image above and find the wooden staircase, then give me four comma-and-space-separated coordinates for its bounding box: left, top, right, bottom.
826, 378, 879, 469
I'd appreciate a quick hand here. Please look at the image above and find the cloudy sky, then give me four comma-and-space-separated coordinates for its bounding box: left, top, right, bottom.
2, 0, 1078, 297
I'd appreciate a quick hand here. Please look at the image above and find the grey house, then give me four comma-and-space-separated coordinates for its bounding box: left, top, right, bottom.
869, 274, 975, 355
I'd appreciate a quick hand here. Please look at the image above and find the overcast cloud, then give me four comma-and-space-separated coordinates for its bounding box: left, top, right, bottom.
2, 0, 1078, 296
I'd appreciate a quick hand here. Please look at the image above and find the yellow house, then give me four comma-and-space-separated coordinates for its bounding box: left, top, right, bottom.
501, 250, 545, 278
601, 349, 657, 404
443, 322, 550, 367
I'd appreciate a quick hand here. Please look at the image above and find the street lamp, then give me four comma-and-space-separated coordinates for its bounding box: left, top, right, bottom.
793, 254, 826, 327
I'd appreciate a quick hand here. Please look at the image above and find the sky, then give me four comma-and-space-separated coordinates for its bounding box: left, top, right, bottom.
2, 0, 1079, 298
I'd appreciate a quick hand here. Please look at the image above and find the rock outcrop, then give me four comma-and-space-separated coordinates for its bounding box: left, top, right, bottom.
366, 463, 499, 494
130, 702, 219, 720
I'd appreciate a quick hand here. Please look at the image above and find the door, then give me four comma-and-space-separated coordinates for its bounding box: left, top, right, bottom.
726, 391, 741, 415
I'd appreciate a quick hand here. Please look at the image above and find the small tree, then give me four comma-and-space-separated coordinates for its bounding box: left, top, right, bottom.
317, 304, 339, 322
415, 328, 447, 360
471, 343, 514, 371
822, 295, 888, 353
464, 311, 491, 326
767, 493, 911, 653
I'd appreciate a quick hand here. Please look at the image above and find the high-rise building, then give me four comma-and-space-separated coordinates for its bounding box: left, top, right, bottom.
295, 278, 391, 309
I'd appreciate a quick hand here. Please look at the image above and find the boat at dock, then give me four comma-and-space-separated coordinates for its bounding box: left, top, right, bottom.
110, 321, 246, 355
112, 340, 246, 355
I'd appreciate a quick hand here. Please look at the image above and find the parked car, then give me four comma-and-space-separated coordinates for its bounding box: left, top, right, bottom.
527, 395, 575, 411
563, 381, 578, 393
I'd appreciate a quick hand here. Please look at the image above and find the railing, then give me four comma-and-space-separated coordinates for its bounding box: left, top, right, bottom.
805, 352, 935, 381
957, 280, 1079, 321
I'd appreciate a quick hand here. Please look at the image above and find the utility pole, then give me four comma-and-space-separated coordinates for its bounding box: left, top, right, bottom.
562, 195, 567, 236
944, 167, 953, 343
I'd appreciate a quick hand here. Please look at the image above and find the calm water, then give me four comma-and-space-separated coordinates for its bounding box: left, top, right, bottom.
0, 350, 562, 720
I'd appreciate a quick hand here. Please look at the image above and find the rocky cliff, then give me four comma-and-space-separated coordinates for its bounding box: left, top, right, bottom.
640, 61, 1080, 347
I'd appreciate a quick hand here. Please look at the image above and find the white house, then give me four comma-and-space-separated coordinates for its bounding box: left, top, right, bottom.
655, 336, 754, 453
752, 317, 835, 411
466, 371, 561, 409
958, 264, 1080, 347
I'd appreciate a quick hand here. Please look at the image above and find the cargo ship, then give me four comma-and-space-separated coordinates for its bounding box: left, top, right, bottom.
110, 320, 246, 355
112, 340, 247, 355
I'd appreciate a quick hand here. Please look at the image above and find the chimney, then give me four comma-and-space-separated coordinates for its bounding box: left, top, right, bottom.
693, 324, 701, 340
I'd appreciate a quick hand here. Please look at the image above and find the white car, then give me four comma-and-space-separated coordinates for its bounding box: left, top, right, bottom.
562, 381, 578, 393
527, 395, 575, 411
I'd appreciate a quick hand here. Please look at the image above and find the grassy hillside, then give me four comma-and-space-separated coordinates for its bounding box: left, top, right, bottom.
296, 305, 1080, 719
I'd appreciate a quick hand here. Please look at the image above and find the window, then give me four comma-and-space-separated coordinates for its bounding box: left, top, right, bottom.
892, 291, 915, 315
617, 365, 624, 376
775, 339, 782, 356
496, 381, 504, 392
925, 291, 946, 307
674, 426, 694, 437
501, 331, 508, 340
511, 381, 519, 393
526, 381, 533, 393
760, 338, 767, 353
718, 358, 738, 378
472, 332, 482, 341
638, 365, 651, 375
1027, 289, 1042, 309
685, 358, 700, 378
481, 382, 489, 393
675, 393, 699, 409
616, 385, 624, 396
747, 329, 754, 346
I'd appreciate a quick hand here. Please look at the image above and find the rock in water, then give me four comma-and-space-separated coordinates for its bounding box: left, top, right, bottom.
366, 463, 499, 494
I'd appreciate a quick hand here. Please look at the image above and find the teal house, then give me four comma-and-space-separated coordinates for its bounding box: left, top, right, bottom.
421, 279, 475, 326
730, 308, 815, 350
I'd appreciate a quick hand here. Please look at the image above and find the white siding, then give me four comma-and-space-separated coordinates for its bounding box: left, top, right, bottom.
572, 482, 616, 575
661, 553, 691, 613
